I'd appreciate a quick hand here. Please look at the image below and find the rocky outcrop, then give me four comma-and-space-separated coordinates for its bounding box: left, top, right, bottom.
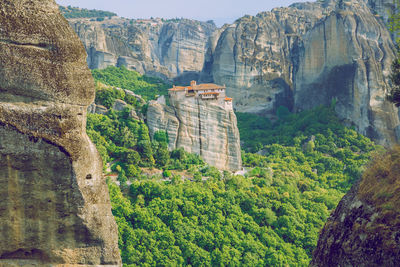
0, 0, 121, 266
295, 0, 399, 146
147, 97, 242, 171
207, 0, 399, 146
311, 148, 400, 266
69, 17, 216, 79
208, 4, 326, 114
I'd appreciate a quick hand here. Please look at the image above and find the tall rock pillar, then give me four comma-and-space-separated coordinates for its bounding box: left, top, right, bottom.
0, 0, 121, 266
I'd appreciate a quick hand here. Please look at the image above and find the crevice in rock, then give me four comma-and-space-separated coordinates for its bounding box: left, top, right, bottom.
196, 99, 203, 157
0, 249, 50, 262
0, 39, 55, 51
172, 105, 182, 148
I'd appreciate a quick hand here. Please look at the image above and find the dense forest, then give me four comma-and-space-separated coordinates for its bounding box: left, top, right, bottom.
59, 5, 117, 19
87, 67, 381, 266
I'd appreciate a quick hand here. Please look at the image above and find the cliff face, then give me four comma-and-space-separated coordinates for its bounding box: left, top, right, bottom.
147, 95, 242, 171
69, 17, 216, 79
208, 3, 325, 114
311, 148, 400, 266
207, 0, 399, 146
295, 0, 398, 146
0, 0, 121, 266
66, 0, 400, 146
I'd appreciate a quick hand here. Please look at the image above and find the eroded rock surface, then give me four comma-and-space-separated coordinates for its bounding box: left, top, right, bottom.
147, 96, 242, 171
0, 0, 121, 266
294, 0, 399, 146
208, 0, 399, 146
69, 17, 216, 79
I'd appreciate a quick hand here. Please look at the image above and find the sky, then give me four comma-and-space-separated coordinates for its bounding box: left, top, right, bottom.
55, 0, 311, 26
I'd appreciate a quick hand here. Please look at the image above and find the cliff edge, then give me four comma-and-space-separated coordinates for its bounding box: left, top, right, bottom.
0, 0, 121, 266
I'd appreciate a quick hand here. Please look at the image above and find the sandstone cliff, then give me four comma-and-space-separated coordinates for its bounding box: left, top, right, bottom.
207, 0, 399, 146
147, 94, 242, 171
0, 0, 121, 266
69, 17, 216, 79
311, 147, 400, 266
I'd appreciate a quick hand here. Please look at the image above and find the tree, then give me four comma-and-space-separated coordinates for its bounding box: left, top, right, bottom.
154, 143, 170, 167
124, 150, 141, 166
388, 56, 400, 106
154, 130, 169, 144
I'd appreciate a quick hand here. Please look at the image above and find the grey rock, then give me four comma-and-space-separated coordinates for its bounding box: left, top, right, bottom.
208, 0, 399, 146
147, 94, 242, 171
124, 89, 146, 104
129, 109, 140, 120
69, 17, 216, 78
112, 99, 128, 111
95, 104, 108, 115
0, 0, 121, 266
88, 102, 96, 114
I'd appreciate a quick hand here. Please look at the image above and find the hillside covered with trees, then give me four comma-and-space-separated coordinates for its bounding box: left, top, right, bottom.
59, 5, 117, 19
87, 67, 381, 266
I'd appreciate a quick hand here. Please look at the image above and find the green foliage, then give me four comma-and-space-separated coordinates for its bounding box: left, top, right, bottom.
92, 66, 171, 101
110, 177, 312, 266
388, 55, 400, 106
154, 130, 169, 144
87, 65, 380, 266
59, 6, 116, 19
95, 83, 126, 109
87, 70, 205, 176
104, 105, 380, 265
388, 0, 400, 44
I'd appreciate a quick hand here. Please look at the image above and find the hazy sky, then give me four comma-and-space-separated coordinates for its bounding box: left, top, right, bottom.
56, 0, 311, 26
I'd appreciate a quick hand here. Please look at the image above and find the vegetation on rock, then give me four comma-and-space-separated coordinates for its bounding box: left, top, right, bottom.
359, 146, 400, 213
92, 66, 171, 101
59, 5, 117, 19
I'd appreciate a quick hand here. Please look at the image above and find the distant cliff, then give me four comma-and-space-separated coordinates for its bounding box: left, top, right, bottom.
206, 0, 399, 146
311, 147, 400, 266
67, 0, 400, 146
0, 0, 121, 265
146, 83, 242, 171
69, 17, 216, 79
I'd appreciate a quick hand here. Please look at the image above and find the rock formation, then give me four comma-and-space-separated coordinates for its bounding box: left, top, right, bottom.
69, 17, 216, 79
311, 147, 400, 266
294, 0, 399, 146
0, 0, 121, 266
66, 0, 400, 146
207, 0, 399, 146
147, 83, 242, 171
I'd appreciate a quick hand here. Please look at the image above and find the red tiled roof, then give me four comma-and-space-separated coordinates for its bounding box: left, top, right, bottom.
168, 83, 226, 91
225, 97, 233, 101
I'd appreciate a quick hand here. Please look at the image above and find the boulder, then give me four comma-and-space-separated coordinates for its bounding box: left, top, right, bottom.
112, 99, 128, 111
95, 104, 108, 115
